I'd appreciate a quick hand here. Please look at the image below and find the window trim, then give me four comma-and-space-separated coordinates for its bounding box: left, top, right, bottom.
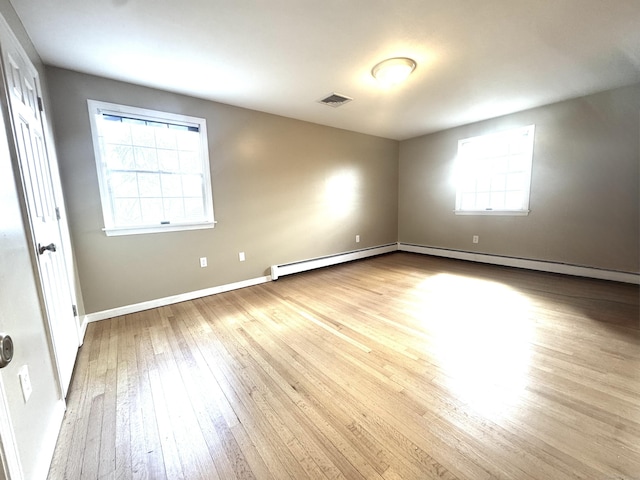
87, 100, 215, 236
454, 124, 535, 216
453, 209, 530, 216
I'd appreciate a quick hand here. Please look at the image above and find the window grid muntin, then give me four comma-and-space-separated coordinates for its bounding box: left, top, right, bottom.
455, 125, 534, 214
88, 100, 214, 234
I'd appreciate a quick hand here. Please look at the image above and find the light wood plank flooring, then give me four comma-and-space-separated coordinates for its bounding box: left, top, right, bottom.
48, 252, 640, 479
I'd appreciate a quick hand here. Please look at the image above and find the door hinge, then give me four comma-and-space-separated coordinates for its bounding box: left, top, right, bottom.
72, 305, 78, 317
55, 207, 61, 220
37, 96, 43, 112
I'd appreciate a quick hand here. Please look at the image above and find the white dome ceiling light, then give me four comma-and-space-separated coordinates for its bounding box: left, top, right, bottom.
371, 57, 416, 87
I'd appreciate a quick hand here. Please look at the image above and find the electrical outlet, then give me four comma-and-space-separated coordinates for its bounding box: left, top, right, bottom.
18, 365, 32, 403
355, 235, 360, 243
200, 257, 207, 268
239, 252, 245, 262
473, 235, 479, 244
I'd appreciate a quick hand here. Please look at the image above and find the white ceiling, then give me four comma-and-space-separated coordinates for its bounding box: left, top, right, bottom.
10, 0, 640, 140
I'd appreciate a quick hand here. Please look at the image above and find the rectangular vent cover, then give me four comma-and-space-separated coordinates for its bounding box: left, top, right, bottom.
318, 92, 353, 108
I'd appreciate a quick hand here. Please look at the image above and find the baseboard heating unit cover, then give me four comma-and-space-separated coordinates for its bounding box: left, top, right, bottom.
270, 243, 397, 280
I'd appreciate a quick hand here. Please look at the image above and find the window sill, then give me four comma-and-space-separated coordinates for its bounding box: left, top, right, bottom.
104, 221, 216, 236
454, 210, 530, 216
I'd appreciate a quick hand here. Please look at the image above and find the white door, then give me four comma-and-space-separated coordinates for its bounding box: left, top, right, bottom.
0, 21, 79, 397
0, 69, 66, 480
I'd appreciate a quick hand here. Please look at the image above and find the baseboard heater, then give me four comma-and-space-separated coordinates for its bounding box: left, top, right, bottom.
270, 243, 397, 280
398, 243, 640, 284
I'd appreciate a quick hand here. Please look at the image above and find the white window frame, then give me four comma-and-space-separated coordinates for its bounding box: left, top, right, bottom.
454, 124, 535, 216
87, 100, 215, 236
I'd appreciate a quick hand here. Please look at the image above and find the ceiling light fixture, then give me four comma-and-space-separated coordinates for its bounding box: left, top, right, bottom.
371, 57, 416, 86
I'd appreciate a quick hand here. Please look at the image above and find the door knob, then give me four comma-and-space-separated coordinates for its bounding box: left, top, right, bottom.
0, 334, 13, 368
38, 242, 57, 255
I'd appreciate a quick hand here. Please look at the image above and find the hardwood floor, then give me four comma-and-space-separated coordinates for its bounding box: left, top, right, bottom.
48, 252, 640, 479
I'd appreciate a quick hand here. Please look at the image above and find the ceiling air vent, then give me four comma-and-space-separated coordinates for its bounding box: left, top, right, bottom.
318, 92, 353, 108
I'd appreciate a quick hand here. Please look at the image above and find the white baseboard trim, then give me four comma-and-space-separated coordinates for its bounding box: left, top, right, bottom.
78, 315, 88, 343
85, 244, 397, 325
399, 243, 640, 284
270, 243, 398, 280
84, 275, 272, 323
82, 242, 637, 325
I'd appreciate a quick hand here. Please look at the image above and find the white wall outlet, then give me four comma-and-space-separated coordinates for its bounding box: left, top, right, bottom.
200, 257, 207, 268
472, 235, 479, 244
18, 365, 32, 403
239, 252, 245, 262
355, 235, 360, 243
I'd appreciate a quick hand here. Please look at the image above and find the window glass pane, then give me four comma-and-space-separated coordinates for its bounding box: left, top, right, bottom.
122, 117, 145, 126
130, 123, 156, 147
184, 198, 205, 218
158, 149, 180, 172
176, 130, 200, 151
105, 144, 135, 170
155, 128, 177, 150
138, 173, 161, 197
492, 156, 508, 173
460, 193, 476, 209
101, 120, 131, 145
140, 198, 163, 223
476, 192, 490, 208
458, 140, 473, 155
179, 151, 202, 173
490, 192, 505, 209
161, 174, 183, 197
163, 198, 185, 220
182, 174, 203, 195
508, 154, 528, 172
455, 125, 534, 214
506, 173, 525, 191
110, 172, 138, 197
459, 176, 476, 192
486, 138, 508, 157
89, 100, 213, 233
505, 191, 524, 209
510, 133, 531, 154
134, 147, 158, 171
491, 174, 506, 191
113, 198, 141, 225
476, 174, 491, 192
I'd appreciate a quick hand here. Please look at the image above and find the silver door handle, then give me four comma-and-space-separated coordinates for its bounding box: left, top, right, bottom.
0, 334, 13, 368
38, 243, 56, 255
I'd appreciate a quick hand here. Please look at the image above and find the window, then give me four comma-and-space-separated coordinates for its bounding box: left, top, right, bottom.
88, 100, 214, 235
455, 125, 535, 215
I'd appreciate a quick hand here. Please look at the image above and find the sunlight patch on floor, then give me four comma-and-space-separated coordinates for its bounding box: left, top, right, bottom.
415, 273, 535, 417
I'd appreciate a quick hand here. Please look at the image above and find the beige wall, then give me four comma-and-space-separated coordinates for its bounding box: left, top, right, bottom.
46, 68, 638, 316
46, 67, 399, 314
399, 84, 640, 274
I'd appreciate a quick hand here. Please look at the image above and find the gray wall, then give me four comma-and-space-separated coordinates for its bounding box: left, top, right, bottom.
46, 67, 399, 314
399, 84, 640, 274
